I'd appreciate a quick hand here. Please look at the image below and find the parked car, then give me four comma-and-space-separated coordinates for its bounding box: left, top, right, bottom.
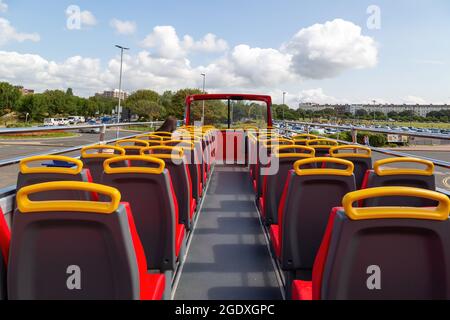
43, 118, 59, 126
79, 120, 100, 134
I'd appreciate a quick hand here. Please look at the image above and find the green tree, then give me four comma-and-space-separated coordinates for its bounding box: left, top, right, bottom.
0, 82, 22, 114
17, 94, 49, 121
170, 88, 203, 119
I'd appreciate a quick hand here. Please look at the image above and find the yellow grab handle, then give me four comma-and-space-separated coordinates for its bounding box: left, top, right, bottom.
20, 156, 83, 175
17, 181, 121, 214
306, 139, 339, 147
152, 131, 173, 137
294, 157, 354, 176
104, 155, 165, 174
140, 146, 184, 159
342, 187, 450, 221
292, 134, 318, 140
81, 145, 126, 159
163, 140, 195, 150
116, 139, 150, 147
274, 145, 316, 158
330, 145, 372, 159
135, 134, 164, 141
374, 157, 434, 176
262, 138, 294, 148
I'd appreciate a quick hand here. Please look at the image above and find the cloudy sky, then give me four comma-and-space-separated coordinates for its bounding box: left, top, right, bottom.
0, 0, 449, 107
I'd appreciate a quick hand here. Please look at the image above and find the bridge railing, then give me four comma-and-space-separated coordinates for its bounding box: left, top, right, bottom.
283, 120, 450, 141
277, 122, 450, 196
0, 121, 163, 168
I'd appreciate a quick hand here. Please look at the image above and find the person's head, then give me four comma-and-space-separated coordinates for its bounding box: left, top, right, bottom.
156, 116, 177, 133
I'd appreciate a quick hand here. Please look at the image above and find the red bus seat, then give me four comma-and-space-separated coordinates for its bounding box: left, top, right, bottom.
329, 145, 372, 189
361, 157, 436, 206
16, 156, 93, 202
0, 208, 10, 300
293, 187, 450, 300
100, 156, 184, 272
9, 181, 165, 300
80, 145, 126, 183
116, 139, 150, 155
306, 139, 339, 157
164, 140, 202, 202
260, 145, 315, 225
270, 157, 356, 280
141, 146, 196, 230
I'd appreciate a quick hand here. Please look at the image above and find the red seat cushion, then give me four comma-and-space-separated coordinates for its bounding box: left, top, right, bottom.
0, 208, 10, 265
124, 202, 165, 300
140, 273, 166, 300
176, 224, 185, 257
259, 197, 265, 217
292, 280, 312, 300
270, 224, 281, 258
190, 198, 197, 219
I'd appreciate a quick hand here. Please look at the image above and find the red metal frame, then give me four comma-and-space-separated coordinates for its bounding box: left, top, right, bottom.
184, 94, 273, 127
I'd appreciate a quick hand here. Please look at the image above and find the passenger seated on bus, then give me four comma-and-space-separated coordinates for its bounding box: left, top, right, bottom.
156, 116, 177, 133
361, 157, 436, 207
9, 181, 165, 300
292, 187, 450, 300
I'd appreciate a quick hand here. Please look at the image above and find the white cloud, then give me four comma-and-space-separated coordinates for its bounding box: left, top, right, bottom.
0, 0, 7, 13
110, 19, 136, 35
183, 33, 228, 53
283, 19, 378, 79
141, 26, 228, 58
141, 26, 185, 59
80, 10, 97, 26
298, 88, 342, 104
0, 20, 381, 100
401, 95, 428, 105
0, 18, 40, 46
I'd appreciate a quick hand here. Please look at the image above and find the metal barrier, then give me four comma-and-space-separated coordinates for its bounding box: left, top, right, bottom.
0, 121, 162, 168
283, 120, 450, 141
278, 125, 450, 196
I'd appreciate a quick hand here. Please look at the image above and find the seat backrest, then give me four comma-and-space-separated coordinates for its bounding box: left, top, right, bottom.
141, 146, 192, 229
16, 156, 91, 202
8, 182, 145, 300
100, 156, 178, 271
314, 187, 450, 300
330, 145, 373, 189
306, 139, 339, 157
257, 138, 294, 198
164, 140, 201, 202
279, 157, 356, 271
116, 139, 150, 155
135, 134, 164, 143
363, 157, 436, 206
80, 145, 126, 183
0, 208, 10, 300
263, 145, 316, 225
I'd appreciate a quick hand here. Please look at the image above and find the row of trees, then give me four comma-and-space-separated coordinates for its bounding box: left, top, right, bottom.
1, 81, 449, 123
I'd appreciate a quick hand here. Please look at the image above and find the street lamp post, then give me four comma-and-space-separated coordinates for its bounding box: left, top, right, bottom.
201, 73, 206, 125
115, 44, 130, 138
282, 92, 286, 121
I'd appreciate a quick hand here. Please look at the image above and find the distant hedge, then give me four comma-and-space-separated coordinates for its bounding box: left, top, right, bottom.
326, 130, 387, 147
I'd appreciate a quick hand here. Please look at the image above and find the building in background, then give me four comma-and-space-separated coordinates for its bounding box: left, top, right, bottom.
95, 89, 128, 100
299, 102, 450, 117
15, 86, 35, 95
